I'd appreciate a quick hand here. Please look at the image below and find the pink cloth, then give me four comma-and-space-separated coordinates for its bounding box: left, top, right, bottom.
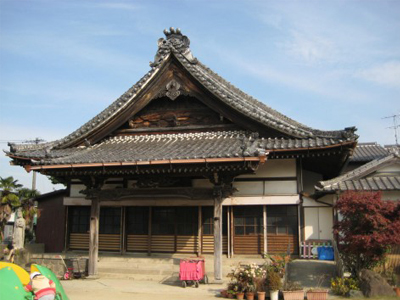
179, 260, 204, 281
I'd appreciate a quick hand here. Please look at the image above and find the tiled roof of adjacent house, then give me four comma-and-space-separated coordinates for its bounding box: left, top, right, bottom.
350, 142, 389, 162
8, 131, 352, 166
316, 153, 400, 192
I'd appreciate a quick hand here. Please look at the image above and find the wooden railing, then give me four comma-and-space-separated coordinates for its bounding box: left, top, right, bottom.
300, 239, 332, 259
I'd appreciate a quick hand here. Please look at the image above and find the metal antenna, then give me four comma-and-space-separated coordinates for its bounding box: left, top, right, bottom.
383, 114, 400, 146
22, 137, 46, 144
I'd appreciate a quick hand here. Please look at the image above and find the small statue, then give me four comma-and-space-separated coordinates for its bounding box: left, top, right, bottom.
13, 209, 26, 249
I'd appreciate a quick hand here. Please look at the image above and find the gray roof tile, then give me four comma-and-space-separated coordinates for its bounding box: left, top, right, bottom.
350, 142, 389, 162
317, 153, 400, 192
8, 131, 349, 166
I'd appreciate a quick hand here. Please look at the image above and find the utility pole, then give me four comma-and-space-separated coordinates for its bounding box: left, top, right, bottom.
23, 138, 45, 190
383, 114, 400, 146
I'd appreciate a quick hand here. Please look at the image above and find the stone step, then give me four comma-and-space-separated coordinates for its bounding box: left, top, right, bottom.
96, 254, 265, 281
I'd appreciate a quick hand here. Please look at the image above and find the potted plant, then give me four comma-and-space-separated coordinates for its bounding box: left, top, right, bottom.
227, 290, 235, 299
306, 275, 329, 300
282, 281, 304, 300
254, 277, 266, 300
246, 284, 256, 300
266, 271, 282, 300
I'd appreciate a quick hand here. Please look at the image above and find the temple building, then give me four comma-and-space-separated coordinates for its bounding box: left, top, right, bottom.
6, 28, 358, 280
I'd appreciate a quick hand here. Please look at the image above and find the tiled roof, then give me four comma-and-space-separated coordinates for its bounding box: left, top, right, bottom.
350, 142, 389, 162
8, 131, 349, 166
8, 28, 357, 155
316, 153, 400, 192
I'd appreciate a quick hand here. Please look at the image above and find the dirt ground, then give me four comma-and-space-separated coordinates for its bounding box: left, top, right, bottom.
62, 278, 225, 300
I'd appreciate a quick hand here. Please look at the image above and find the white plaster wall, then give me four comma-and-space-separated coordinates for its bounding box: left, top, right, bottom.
382, 191, 400, 201
302, 195, 333, 207
302, 170, 323, 194
238, 159, 296, 178
264, 180, 297, 195
378, 163, 400, 173
233, 181, 263, 195
70, 184, 86, 198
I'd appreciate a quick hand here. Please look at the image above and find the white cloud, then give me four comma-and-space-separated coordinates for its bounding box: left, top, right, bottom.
280, 31, 337, 64
356, 61, 400, 88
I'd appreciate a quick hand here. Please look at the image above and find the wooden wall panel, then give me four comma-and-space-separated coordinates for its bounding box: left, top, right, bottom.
126, 235, 148, 252
234, 235, 263, 254
70, 233, 121, 251
99, 234, 121, 251
267, 234, 298, 254
176, 236, 198, 253
151, 235, 175, 252
70, 233, 89, 250
202, 235, 228, 254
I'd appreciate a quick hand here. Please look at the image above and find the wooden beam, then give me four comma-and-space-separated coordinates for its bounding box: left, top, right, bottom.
88, 198, 100, 276
213, 191, 223, 281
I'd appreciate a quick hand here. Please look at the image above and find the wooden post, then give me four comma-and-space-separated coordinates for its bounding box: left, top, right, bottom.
213, 191, 223, 282
148, 207, 152, 256
263, 205, 267, 255
230, 206, 234, 258
198, 206, 202, 256
88, 198, 100, 276
227, 206, 230, 259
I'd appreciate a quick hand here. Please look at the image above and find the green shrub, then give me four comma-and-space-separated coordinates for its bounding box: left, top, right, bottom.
331, 277, 359, 296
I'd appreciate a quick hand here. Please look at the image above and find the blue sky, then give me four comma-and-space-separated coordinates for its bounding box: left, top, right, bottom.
1, 0, 399, 193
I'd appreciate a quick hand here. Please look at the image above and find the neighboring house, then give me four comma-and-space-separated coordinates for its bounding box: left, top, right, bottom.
35, 190, 68, 252
302, 144, 399, 242
5, 29, 358, 278
316, 150, 400, 201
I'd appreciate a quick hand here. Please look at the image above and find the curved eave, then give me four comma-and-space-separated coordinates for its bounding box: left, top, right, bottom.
7, 41, 358, 154
173, 54, 357, 140
22, 156, 266, 173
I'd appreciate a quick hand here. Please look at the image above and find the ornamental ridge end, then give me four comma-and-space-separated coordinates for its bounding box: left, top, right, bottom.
150, 27, 197, 67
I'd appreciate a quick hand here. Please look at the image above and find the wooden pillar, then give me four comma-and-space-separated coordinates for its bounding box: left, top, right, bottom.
88, 198, 100, 276
227, 207, 230, 259
230, 206, 234, 258
263, 205, 268, 255
213, 192, 223, 281
198, 206, 202, 256
148, 207, 152, 256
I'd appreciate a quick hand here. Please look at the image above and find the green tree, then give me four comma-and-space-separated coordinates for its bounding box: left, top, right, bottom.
0, 176, 40, 242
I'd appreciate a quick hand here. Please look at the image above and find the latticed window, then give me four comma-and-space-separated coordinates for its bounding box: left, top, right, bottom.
126, 207, 149, 235
152, 207, 175, 235
234, 206, 262, 235
99, 207, 121, 234
267, 206, 297, 235
202, 207, 228, 235
70, 206, 90, 233
176, 207, 198, 235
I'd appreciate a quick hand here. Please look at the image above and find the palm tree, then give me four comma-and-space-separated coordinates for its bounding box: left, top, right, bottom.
0, 176, 22, 192
0, 176, 39, 242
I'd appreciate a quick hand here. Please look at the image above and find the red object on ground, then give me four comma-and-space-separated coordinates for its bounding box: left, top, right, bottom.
179, 259, 205, 281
